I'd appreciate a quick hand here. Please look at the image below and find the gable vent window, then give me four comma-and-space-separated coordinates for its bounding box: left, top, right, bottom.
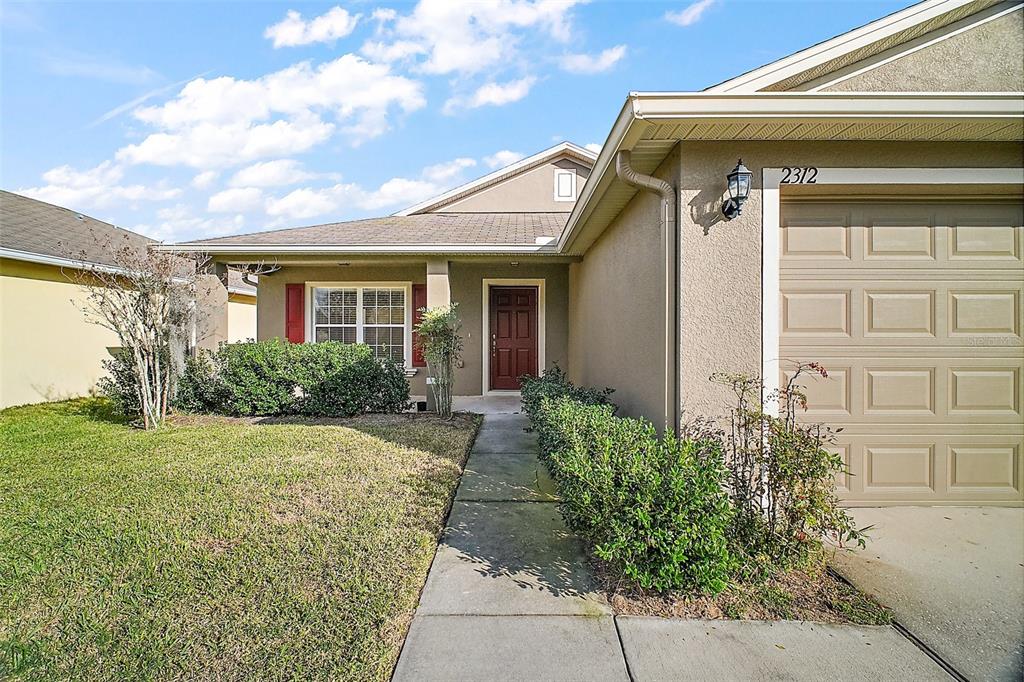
553, 169, 577, 202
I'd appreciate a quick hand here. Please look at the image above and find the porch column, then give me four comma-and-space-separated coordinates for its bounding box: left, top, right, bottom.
196, 261, 229, 351
425, 258, 450, 308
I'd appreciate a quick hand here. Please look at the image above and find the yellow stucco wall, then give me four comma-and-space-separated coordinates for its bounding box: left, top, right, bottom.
228, 294, 257, 343
0, 258, 120, 408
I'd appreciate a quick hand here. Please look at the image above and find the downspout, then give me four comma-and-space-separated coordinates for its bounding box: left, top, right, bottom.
615, 149, 680, 434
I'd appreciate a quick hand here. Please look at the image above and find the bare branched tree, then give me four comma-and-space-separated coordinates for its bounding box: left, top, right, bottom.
64, 231, 213, 429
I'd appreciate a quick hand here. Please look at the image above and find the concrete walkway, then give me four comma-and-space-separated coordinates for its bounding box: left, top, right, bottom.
393, 414, 949, 681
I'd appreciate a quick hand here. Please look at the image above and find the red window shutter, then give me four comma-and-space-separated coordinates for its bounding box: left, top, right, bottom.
285, 284, 305, 343
412, 283, 427, 367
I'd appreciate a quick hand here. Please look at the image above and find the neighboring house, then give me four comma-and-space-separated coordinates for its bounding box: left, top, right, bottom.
0, 191, 257, 408
166, 0, 1023, 506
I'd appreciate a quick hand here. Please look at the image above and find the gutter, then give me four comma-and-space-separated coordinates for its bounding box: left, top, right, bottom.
154, 243, 563, 255
0, 246, 255, 297
614, 150, 680, 434
0, 246, 133, 277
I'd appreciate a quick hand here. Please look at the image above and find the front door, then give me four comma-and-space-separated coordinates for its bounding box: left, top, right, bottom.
489, 286, 538, 390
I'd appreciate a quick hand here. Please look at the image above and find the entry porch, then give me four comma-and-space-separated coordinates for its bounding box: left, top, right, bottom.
243, 257, 571, 398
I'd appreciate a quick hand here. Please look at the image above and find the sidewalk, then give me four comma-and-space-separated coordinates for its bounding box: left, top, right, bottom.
393, 413, 948, 681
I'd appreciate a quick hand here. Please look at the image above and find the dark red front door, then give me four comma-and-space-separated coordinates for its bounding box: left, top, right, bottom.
489, 287, 538, 390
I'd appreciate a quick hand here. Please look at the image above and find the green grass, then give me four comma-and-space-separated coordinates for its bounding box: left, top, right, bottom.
0, 400, 480, 681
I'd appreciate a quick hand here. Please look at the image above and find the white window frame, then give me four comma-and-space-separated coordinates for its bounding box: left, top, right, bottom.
305, 281, 413, 367
553, 169, 577, 202
761, 167, 1024, 414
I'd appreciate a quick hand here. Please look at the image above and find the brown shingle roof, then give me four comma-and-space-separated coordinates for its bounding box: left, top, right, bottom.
177, 212, 569, 247
0, 190, 256, 294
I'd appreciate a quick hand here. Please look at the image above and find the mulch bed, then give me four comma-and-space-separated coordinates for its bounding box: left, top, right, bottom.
591, 553, 892, 625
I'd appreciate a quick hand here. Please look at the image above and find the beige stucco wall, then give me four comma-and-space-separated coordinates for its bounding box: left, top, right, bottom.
676, 140, 1024, 419
256, 264, 428, 395
440, 158, 592, 213
0, 259, 119, 408
255, 260, 569, 396
448, 261, 569, 395
568, 149, 679, 423
823, 9, 1024, 92
227, 294, 257, 343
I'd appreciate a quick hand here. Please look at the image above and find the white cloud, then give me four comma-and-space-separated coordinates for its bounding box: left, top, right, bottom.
264, 7, 360, 48
229, 159, 318, 187
443, 76, 536, 114
484, 150, 525, 168
264, 184, 358, 221
360, 40, 426, 63
373, 0, 586, 76
191, 170, 219, 189
560, 44, 626, 74
117, 55, 425, 168
117, 115, 335, 168
264, 154, 480, 221
135, 204, 245, 241
18, 161, 181, 210
422, 157, 476, 184
208, 187, 264, 213
665, 0, 716, 27
584, 142, 602, 154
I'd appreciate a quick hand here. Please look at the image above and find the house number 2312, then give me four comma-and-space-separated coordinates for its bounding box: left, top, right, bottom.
780, 167, 818, 184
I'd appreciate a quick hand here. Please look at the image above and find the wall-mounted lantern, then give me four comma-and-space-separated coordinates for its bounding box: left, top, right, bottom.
721, 159, 753, 220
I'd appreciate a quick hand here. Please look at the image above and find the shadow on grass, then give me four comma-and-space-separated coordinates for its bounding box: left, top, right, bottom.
68, 397, 133, 426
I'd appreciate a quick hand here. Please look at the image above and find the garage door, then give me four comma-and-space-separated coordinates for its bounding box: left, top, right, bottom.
779, 199, 1023, 505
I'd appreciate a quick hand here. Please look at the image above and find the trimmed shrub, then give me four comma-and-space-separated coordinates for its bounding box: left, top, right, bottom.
532, 395, 734, 594
172, 339, 410, 417
97, 350, 143, 417
520, 364, 614, 423
173, 352, 226, 414
296, 342, 410, 417
216, 339, 297, 416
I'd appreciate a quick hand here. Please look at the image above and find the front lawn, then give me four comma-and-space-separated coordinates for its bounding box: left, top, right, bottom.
0, 400, 480, 681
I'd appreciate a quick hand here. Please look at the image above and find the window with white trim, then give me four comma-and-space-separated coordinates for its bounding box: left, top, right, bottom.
553, 169, 577, 202
312, 286, 408, 364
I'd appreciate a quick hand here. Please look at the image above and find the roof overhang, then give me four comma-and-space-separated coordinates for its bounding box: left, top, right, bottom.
559, 91, 1024, 253
154, 242, 563, 257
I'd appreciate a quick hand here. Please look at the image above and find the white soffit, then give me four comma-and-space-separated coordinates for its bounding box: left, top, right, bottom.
558, 91, 1024, 254
705, 0, 1009, 94
393, 141, 597, 216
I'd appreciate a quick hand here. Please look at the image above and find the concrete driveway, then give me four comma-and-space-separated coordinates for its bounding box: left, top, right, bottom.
832, 507, 1024, 681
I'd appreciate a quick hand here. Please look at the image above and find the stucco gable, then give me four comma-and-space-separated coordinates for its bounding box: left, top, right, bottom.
817, 6, 1023, 92
437, 156, 592, 213
705, 0, 1016, 94
395, 142, 596, 215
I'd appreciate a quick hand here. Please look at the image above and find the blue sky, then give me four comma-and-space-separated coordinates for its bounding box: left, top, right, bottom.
1, 0, 908, 242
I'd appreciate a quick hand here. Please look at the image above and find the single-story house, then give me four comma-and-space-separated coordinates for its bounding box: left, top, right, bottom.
0, 191, 258, 408
165, 0, 1023, 506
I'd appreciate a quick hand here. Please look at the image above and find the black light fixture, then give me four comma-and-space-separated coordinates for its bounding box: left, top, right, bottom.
721, 159, 753, 220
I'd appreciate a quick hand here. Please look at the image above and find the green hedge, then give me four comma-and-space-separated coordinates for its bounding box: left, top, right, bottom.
523, 369, 734, 594
174, 340, 410, 417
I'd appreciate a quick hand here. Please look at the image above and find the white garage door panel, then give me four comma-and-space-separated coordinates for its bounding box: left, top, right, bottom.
780, 200, 1023, 505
